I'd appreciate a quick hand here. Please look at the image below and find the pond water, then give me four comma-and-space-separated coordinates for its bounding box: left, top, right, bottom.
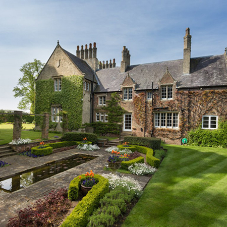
0, 154, 96, 193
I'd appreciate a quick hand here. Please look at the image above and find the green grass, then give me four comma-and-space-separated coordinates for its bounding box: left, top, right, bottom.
0, 123, 62, 145
122, 144, 227, 227
98, 136, 118, 141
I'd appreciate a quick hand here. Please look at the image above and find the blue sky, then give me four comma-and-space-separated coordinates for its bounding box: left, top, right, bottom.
1, 0, 227, 111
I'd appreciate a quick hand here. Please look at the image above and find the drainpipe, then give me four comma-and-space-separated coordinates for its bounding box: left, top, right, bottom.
90, 73, 95, 123
151, 82, 154, 137
144, 89, 146, 137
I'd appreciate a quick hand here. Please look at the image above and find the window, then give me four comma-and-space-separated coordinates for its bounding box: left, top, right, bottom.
202, 115, 218, 129
123, 88, 132, 100
161, 85, 172, 100
96, 113, 108, 122
154, 112, 178, 129
51, 106, 62, 122
98, 96, 106, 105
147, 91, 152, 100
54, 78, 61, 91
84, 81, 90, 91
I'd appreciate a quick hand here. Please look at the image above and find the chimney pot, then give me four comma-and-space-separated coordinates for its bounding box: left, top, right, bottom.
93, 42, 96, 48
89, 43, 92, 48
85, 44, 87, 49
77, 45, 79, 51
81, 45, 83, 50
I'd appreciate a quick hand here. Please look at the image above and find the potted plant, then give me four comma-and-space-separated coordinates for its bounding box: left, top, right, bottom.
107, 150, 122, 169
80, 170, 97, 195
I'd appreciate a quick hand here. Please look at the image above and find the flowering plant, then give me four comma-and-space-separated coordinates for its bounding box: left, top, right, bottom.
105, 146, 132, 155
120, 153, 129, 161
80, 170, 97, 187
108, 150, 122, 163
9, 138, 32, 145
38, 141, 46, 149
128, 163, 157, 175
77, 143, 100, 151
82, 137, 87, 143
122, 142, 129, 147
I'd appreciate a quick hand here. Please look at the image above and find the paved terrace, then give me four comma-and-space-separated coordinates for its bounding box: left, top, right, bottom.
0, 147, 151, 227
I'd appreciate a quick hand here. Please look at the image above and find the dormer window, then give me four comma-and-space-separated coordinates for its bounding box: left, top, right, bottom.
123, 87, 132, 100
54, 78, 61, 91
98, 96, 106, 105
161, 85, 172, 100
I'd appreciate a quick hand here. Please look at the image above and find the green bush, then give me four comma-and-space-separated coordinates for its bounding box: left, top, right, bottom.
121, 156, 144, 170
154, 149, 166, 160
31, 146, 53, 156
62, 174, 109, 227
117, 144, 137, 152
123, 136, 161, 150
146, 148, 160, 168
188, 121, 227, 148
85, 122, 122, 135
61, 132, 98, 144
47, 141, 78, 149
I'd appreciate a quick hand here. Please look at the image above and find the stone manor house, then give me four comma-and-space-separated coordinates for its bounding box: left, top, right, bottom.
36, 28, 227, 144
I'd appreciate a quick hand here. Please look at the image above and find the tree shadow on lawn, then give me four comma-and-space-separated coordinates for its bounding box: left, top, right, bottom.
122, 145, 227, 227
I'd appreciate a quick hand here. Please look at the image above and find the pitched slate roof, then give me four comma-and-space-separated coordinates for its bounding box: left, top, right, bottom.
62, 48, 97, 83
95, 54, 227, 92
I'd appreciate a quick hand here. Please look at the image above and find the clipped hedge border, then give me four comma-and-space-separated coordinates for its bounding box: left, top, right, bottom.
61, 132, 98, 144
47, 141, 78, 149
62, 174, 109, 227
31, 146, 53, 156
123, 136, 161, 150
118, 145, 160, 168
117, 145, 137, 152
121, 156, 144, 170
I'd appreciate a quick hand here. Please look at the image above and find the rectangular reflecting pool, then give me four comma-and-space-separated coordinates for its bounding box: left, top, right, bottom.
0, 154, 96, 193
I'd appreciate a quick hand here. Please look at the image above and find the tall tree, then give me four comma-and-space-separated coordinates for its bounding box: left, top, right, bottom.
13, 59, 44, 113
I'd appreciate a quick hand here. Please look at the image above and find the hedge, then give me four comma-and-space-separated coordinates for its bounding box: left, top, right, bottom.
121, 156, 144, 170
61, 132, 98, 144
123, 136, 161, 150
31, 146, 53, 156
47, 141, 78, 149
62, 174, 109, 227
117, 144, 137, 152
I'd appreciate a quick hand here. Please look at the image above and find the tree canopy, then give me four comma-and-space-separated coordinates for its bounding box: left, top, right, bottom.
13, 59, 44, 113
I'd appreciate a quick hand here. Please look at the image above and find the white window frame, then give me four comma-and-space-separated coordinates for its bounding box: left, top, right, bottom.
154, 112, 179, 129
147, 91, 152, 100
51, 106, 62, 122
123, 113, 132, 131
202, 115, 218, 129
98, 96, 106, 106
96, 113, 108, 122
54, 78, 61, 91
161, 85, 173, 100
123, 87, 132, 100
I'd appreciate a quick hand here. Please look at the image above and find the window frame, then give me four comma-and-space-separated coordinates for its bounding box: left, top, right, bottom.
123, 87, 132, 100
96, 112, 108, 122
161, 85, 173, 100
202, 115, 218, 129
98, 96, 106, 106
51, 106, 62, 122
147, 91, 152, 100
54, 78, 62, 91
154, 112, 179, 129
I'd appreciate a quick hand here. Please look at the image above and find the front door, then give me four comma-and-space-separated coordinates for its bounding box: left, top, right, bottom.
123, 113, 132, 131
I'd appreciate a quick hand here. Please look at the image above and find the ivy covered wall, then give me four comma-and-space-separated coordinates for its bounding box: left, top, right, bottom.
35, 75, 83, 130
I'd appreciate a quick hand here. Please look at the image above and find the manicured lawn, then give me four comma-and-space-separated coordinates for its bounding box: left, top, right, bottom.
0, 123, 62, 145
122, 144, 227, 227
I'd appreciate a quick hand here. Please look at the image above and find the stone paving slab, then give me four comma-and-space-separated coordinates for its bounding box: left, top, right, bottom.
0, 148, 151, 227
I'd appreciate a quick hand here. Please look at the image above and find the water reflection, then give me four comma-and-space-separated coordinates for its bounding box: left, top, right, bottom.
0, 154, 96, 193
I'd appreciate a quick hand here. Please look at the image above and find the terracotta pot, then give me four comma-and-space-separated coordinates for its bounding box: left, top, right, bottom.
81, 184, 92, 196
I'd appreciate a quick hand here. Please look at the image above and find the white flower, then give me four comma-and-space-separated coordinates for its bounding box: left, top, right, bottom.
128, 163, 157, 176
9, 138, 32, 145
102, 173, 143, 197
105, 146, 119, 152
77, 144, 100, 151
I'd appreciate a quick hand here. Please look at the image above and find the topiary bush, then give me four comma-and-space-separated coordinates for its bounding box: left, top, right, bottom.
121, 156, 144, 170
123, 136, 161, 150
47, 141, 78, 149
61, 132, 98, 144
31, 146, 53, 156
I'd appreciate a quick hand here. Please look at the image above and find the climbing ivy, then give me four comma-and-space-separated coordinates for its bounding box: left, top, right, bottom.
35, 75, 83, 130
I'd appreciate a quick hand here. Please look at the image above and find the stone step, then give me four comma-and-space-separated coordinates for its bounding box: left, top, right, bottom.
0, 145, 16, 158
0, 152, 16, 158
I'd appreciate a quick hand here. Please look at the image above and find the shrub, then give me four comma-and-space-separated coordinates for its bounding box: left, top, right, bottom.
62, 174, 109, 227
7, 188, 70, 227
31, 146, 53, 156
85, 122, 122, 135
117, 144, 137, 152
121, 156, 144, 170
47, 141, 78, 149
61, 132, 98, 144
123, 136, 161, 150
154, 149, 166, 160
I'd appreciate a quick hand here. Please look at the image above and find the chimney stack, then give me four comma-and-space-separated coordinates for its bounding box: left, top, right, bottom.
113, 58, 116, 67
93, 42, 97, 58
103, 61, 105, 69
89, 43, 92, 59
85, 44, 88, 59
109, 59, 112, 68
99, 61, 102, 69
224, 47, 227, 64
76, 45, 80, 58
121, 46, 130, 72
81, 45, 84, 59
183, 28, 192, 74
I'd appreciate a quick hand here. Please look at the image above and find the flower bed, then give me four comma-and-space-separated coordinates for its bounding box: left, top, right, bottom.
0, 160, 9, 167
